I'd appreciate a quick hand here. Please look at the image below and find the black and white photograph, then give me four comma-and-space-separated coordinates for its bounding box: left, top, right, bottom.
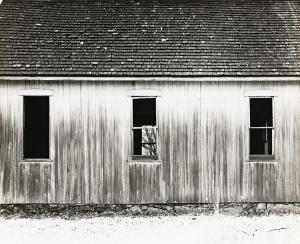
0, 0, 300, 243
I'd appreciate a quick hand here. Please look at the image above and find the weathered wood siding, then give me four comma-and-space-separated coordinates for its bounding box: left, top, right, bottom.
0, 80, 300, 203
129, 162, 163, 203
17, 162, 54, 203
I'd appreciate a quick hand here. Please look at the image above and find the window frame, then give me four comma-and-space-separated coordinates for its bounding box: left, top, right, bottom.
248, 96, 275, 161
23, 96, 50, 160
130, 96, 159, 161
19, 89, 53, 162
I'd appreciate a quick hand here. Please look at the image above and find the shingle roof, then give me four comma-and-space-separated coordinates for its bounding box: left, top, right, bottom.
0, 0, 300, 76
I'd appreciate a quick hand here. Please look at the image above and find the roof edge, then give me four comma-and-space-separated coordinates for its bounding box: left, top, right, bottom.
0, 76, 300, 82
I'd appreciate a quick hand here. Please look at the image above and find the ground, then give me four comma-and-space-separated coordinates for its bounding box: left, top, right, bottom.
0, 214, 300, 244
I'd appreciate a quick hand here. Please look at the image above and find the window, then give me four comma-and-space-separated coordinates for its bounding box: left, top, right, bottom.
249, 97, 274, 160
132, 98, 158, 160
23, 96, 49, 159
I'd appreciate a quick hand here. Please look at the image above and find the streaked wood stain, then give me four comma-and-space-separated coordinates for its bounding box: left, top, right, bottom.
0, 80, 300, 203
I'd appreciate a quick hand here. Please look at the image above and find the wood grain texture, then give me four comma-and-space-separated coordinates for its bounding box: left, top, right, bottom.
0, 79, 300, 203
129, 162, 163, 203
17, 162, 54, 203
242, 162, 279, 202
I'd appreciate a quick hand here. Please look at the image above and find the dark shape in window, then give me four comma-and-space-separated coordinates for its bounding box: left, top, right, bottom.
133, 98, 156, 127
24, 96, 49, 159
250, 129, 272, 155
250, 98, 273, 127
249, 98, 274, 159
132, 98, 157, 159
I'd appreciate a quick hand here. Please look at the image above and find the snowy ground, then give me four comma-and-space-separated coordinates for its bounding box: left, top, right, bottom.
0, 215, 300, 244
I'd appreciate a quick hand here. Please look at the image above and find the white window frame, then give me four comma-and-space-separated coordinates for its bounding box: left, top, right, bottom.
244, 90, 278, 162
248, 96, 275, 161
127, 89, 162, 161
19, 89, 53, 162
130, 96, 159, 161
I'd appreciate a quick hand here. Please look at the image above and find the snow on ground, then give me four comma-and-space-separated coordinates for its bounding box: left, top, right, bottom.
0, 214, 300, 244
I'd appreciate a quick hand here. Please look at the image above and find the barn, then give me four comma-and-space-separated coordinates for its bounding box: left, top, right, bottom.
0, 0, 300, 204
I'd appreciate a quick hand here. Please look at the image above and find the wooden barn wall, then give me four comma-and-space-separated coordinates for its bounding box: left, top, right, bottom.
0, 79, 300, 203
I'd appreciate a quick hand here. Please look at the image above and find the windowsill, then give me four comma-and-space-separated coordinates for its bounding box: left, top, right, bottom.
246, 158, 279, 164
249, 155, 275, 160
128, 156, 161, 164
128, 160, 162, 165
245, 161, 280, 164
20, 159, 53, 164
245, 155, 279, 163
131, 155, 159, 161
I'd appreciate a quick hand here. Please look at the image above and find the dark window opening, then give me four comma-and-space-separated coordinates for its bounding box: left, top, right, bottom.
250, 98, 273, 127
24, 96, 49, 159
250, 129, 272, 155
249, 98, 274, 159
133, 98, 156, 127
132, 98, 157, 159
